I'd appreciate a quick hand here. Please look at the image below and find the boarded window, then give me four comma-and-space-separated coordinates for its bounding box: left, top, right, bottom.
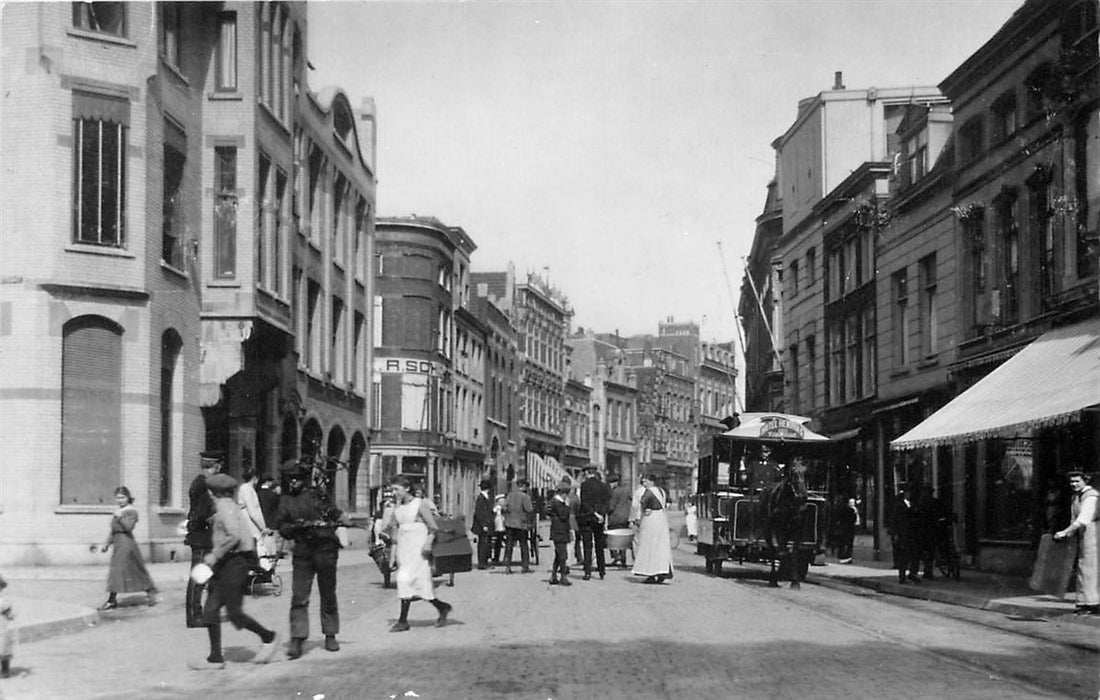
61, 316, 122, 504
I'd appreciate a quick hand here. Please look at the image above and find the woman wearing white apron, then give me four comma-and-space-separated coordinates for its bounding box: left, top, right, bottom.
632, 474, 674, 584
386, 476, 453, 632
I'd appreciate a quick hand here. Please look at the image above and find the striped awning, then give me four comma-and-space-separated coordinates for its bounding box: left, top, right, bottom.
892, 316, 1100, 451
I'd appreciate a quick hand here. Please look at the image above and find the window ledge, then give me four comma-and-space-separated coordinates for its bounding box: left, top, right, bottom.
160, 260, 188, 279
66, 243, 135, 259
207, 278, 241, 288
67, 28, 137, 48
55, 505, 114, 515
916, 355, 939, 369
208, 91, 244, 101
889, 367, 912, 378
156, 507, 187, 517
160, 57, 190, 87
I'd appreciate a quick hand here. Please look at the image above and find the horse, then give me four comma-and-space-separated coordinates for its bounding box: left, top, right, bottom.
757, 463, 810, 589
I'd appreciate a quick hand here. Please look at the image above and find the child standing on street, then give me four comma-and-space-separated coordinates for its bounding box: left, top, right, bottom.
190, 473, 279, 670
0, 575, 14, 678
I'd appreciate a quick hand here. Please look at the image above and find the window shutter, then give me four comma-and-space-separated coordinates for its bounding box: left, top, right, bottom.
61, 318, 122, 504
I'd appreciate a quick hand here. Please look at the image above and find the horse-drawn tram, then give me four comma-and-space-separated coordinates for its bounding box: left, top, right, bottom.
694, 413, 832, 587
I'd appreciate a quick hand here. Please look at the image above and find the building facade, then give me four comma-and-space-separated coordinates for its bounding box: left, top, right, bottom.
697, 341, 739, 446
372, 217, 476, 513
0, 1, 377, 565
473, 289, 521, 492
567, 330, 639, 485
890, 0, 1100, 574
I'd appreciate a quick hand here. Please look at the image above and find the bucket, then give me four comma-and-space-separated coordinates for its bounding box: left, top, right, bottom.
605, 528, 634, 550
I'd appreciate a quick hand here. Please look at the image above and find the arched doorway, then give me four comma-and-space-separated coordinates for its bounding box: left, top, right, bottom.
325, 425, 346, 502
348, 431, 366, 513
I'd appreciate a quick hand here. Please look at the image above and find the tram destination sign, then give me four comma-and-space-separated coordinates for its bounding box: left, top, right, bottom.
758, 416, 805, 440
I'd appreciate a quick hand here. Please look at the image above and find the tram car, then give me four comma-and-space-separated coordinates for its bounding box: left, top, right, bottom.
694, 413, 833, 579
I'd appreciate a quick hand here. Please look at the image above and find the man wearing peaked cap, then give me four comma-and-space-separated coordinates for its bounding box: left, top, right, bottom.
186, 449, 223, 628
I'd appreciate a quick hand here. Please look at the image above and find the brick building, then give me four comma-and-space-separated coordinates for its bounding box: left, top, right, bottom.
371, 217, 479, 514
0, 2, 377, 565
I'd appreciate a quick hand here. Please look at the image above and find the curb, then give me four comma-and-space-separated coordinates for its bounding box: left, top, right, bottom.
808, 572, 1100, 650
15, 607, 100, 645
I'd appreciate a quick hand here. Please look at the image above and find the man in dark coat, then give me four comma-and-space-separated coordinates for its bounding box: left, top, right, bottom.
578, 467, 612, 580
471, 479, 494, 569
185, 450, 223, 628
891, 485, 921, 584
274, 459, 348, 659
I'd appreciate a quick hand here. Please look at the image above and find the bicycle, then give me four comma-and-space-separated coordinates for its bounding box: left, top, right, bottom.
933, 516, 961, 580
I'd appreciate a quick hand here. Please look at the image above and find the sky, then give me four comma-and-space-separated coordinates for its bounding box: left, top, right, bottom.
307, 0, 1021, 345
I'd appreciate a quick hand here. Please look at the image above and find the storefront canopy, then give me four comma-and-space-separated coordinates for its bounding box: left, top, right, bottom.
891, 316, 1100, 451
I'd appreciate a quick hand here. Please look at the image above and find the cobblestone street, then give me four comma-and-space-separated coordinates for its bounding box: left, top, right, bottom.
3, 546, 1096, 700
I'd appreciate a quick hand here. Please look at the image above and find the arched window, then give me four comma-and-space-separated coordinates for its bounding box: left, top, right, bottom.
160, 330, 183, 506
61, 316, 123, 504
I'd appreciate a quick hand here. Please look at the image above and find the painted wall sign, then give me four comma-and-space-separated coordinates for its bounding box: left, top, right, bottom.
375, 357, 437, 375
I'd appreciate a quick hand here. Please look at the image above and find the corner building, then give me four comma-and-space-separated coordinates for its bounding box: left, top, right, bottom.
0, 2, 377, 565
372, 217, 478, 511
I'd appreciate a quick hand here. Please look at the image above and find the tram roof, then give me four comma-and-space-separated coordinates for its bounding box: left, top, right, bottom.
718, 412, 831, 443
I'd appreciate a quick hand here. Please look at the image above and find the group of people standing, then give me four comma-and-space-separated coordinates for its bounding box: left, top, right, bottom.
471, 467, 675, 586
888, 484, 952, 584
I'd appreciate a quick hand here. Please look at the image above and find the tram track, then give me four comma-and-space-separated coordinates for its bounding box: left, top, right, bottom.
697, 553, 1095, 699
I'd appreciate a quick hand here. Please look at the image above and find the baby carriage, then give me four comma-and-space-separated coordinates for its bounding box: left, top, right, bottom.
245, 533, 285, 597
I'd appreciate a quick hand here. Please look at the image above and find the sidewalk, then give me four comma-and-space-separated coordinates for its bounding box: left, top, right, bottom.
804, 551, 1100, 652
1, 548, 376, 645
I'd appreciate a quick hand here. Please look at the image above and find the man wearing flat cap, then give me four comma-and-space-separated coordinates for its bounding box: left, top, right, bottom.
185, 450, 223, 628
274, 458, 348, 659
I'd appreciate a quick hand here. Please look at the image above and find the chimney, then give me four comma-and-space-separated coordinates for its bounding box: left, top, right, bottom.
833, 71, 845, 90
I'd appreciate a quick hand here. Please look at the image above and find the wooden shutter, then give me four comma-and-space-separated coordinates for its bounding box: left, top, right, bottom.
61, 317, 122, 504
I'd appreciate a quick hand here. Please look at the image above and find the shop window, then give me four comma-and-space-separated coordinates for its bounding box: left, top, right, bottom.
72, 2, 126, 37
61, 316, 122, 505
72, 92, 129, 247
985, 441, 1035, 541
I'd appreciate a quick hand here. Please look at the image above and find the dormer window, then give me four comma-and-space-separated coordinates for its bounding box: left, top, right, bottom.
904, 130, 928, 185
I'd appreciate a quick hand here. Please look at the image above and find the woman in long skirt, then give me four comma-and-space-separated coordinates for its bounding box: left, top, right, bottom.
632, 474, 674, 584
99, 486, 157, 609
386, 476, 452, 632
